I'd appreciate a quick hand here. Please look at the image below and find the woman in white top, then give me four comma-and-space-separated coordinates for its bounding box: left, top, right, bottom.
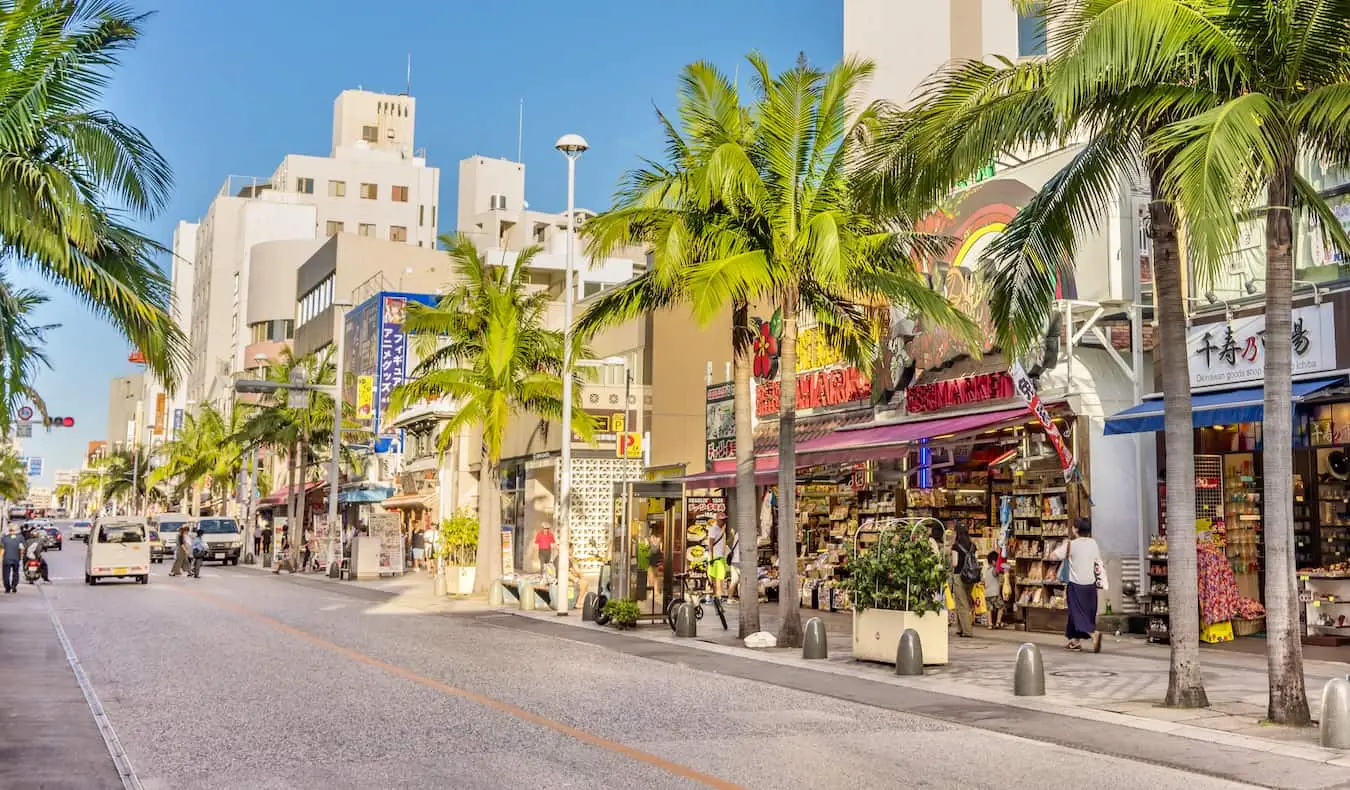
1052, 518, 1104, 652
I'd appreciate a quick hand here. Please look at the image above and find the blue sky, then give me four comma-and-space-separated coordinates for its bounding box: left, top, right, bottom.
17, 0, 843, 486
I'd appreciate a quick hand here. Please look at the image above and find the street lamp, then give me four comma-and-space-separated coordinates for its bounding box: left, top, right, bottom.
554, 132, 588, 616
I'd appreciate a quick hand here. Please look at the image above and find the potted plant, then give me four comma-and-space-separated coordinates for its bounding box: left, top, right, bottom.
840, 521, 950, 665
439, 509, 479, 595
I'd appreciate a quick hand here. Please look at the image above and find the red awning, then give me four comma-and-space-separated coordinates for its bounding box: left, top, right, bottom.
259, 481, 325, 506
683, 406, 1033, 489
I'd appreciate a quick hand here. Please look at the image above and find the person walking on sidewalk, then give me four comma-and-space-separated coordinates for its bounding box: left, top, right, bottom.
535, 525, 556, 571
169, 525, 191, 577
409, 524, 425, 571
1053, 518, 1105, 653
2, 525, 23, 593
983, 551, 1006, 630
950, 524, 979, 638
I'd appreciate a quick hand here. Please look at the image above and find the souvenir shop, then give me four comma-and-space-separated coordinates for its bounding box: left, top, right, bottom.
1106, 292, 1350, 647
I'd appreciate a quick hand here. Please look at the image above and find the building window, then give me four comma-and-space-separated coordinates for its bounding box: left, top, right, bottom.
295, 177, 314, 194
1018, 3, 1048, 57
489, 194, 508, 211
392, 185, 409, 202
389, 225, 408, 242
358, 223, 375, 237
325, 220, 344, 236
419, 205, 425, 226
431, 206, 436, 227
360, 183, 378, 200
328, 180, 346, 197
362, 125, 378, 143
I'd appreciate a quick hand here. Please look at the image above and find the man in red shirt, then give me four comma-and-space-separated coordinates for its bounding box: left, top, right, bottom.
535, 526, 557, 571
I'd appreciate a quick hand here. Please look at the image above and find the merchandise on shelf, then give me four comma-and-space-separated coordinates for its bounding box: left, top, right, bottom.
1197, 541, 1240, 626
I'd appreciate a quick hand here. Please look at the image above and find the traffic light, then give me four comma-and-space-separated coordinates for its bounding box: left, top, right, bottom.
44, 416, 75, 428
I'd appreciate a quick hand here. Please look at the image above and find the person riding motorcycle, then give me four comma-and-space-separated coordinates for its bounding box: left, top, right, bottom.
22, 527, 48, 583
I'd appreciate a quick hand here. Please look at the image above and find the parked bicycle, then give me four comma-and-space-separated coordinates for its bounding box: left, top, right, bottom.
665, 571, 728, 632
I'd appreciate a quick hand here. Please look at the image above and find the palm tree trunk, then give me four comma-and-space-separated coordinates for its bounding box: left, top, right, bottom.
1263, 160, 1311, 726
776, 291, 803, 648
733, 305, 760, 637
473, 442, 502, 594
1151, 167, 1209, 709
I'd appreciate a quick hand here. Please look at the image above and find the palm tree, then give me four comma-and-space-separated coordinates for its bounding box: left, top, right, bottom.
0, 449, 27, 502
389, 234, 590, 596
0, 0, 185, 385
1087, 0, 1350, 727
150, 403, 226, 514
0, 277, 57, 432
93, 445, 164, 512
859, 0, 1248, 707
585, 54, 974, 647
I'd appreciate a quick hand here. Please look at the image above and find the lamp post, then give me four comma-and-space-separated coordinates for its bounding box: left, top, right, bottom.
554, 132, 588, 616
328, 301, 353, 577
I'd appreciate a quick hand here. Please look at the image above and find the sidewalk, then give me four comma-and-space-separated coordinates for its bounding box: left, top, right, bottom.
510, 600, 1350, 766
236, 559, 494, 615
0, 588, 123, 789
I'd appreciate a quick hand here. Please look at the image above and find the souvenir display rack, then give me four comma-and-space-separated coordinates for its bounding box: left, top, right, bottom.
1010, 478, 1070, 618
1222, 454, 1262, 600
1298, 570, 1350, 646
1146, 537, 1170, 644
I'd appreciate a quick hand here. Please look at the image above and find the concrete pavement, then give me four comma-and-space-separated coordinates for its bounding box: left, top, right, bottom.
33, 541, 1278, 789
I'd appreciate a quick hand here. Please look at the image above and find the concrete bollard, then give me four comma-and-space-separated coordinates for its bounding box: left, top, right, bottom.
433, 574, 447, 597
488, 580, 503, 606
262, 552, 272, 569
520, 585, 536, 611
896, 628, 924, 675
803, 617, 828, 660
1014, 642, 1046, 696
582, 592, 599, 621
674, 602, 698, 637
1320, 676, 1350, 749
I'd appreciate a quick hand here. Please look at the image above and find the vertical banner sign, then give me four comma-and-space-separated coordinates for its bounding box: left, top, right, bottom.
152, 393, 167, 437
356, 375, 374, 421
377, 296, 409, 427
172, 408, 184, 437
1008, 362, 1079, 482
705, 382, 735, 464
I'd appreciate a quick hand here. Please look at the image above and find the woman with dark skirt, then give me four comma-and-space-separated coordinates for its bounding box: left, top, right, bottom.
1053, 517, 1105, 652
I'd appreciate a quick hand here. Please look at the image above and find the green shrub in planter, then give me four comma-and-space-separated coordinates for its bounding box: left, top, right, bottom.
602, 599, 640, 630
840, 526, 946, 614
438, 509, 479, 566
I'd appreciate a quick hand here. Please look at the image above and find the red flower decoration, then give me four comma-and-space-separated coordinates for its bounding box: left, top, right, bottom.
753, 319, 779, 379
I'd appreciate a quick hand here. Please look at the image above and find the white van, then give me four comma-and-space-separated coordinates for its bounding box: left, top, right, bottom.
85, 518, 151, 585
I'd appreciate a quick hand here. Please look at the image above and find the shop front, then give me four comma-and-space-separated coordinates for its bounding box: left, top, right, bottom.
1106, 292, 1350, 646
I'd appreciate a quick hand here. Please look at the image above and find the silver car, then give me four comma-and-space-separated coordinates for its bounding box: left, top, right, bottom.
70, 520, 92, 542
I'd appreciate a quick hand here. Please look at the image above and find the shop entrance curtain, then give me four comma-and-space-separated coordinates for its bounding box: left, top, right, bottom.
1103, 376, 1344, 436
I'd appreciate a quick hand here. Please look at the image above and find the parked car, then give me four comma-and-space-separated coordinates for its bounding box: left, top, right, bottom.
70, 521, 92, 542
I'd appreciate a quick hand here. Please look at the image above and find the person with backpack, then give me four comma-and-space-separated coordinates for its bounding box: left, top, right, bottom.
950, 523, 980, 638
189, 527, 208, 579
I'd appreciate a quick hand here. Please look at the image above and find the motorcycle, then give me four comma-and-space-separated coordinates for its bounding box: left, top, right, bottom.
24, 558, 42, 584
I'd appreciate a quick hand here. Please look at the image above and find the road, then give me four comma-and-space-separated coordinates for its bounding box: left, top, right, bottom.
15, 529, 1270, 790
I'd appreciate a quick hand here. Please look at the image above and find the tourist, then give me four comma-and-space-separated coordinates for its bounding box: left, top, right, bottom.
949, 523, 978, 638
983, 551, 1006, 630
535, 525, 556, 571
1053, 518, 1105, 652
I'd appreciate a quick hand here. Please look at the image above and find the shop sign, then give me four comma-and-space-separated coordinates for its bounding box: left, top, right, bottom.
616, 431, 642, 459
755, 366, 872, 417
1188, 302, 1336, 388
152, 393, 166, 437
705, 382, 735, 464
378, 296, 408, 420
905, 371, 1013, 415
687, 495, 727, 521
356, 375, 374, 421
571, 409, 626, 451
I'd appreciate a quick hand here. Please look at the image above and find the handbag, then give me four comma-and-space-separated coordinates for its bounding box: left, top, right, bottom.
1057, 539, 1072, 584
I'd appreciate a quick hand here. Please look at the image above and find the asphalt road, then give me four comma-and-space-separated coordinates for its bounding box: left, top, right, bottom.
33, 533, 1264, 790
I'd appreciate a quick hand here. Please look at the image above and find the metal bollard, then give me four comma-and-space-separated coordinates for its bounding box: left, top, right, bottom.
1320, 676, 1350, 749
262, 552, 272, 569
674, 602, 698, 637
581, 592, 599, 621
488, 580, 503, 606
895, 628, 924, 676
1014, 642, 1046, 696
803, 617, 828, 660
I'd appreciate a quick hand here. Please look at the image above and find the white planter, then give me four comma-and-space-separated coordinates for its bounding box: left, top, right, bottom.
447, 566, 476, 596
852, 608, 949, 666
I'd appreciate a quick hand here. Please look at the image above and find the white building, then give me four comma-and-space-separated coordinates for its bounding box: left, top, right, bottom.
177, 89, 443, 406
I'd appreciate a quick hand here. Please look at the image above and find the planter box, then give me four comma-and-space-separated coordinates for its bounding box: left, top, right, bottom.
852, 608, 949, 666
446, 566, 476, 596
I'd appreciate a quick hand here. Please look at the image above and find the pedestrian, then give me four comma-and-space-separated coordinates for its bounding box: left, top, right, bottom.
535, 525, 556, 571
983, 551, 1006, 630
169, 525, 191, 577
2, 525, 23, 593
409, 524, 425, 571
949, 523, 979, 638
1053, 518, 1105, 652
189, 528, 207, 578
423, 522, 438, 571
261, 523, 273, 559
302, 525, 315, 572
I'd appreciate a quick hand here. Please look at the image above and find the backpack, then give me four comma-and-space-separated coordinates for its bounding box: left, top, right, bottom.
958, 545, 982, 585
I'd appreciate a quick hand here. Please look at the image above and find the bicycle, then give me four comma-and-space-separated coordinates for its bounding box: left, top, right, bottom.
665, 571, 728, 632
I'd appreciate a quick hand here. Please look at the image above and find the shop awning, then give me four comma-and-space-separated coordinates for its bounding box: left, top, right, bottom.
1103, 376, 1345, 436
381, 493, 434, 510
680, 407, 1032, 489
258, 481, 324, 507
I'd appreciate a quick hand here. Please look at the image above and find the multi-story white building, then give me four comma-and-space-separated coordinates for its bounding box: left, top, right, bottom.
179, 89, 443, 406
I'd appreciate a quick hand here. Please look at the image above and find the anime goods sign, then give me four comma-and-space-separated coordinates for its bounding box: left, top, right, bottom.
752, 315, 874, 418
1187, 302, 1336, 388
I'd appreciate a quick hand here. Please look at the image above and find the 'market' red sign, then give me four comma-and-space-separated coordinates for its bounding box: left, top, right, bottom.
755, 366, 871, 417
905, 371, 1013, 415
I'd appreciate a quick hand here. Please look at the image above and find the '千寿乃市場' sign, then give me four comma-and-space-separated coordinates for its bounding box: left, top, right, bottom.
1187, 302, 1336, 388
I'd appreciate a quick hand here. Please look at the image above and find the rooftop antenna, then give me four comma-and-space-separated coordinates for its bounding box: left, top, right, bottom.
406, 52, 412, 95
517, 98, 524, 162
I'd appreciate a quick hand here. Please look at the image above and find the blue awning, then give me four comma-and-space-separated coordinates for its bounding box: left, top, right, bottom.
1104, 376, 1344, 435
338, 485, 394, 504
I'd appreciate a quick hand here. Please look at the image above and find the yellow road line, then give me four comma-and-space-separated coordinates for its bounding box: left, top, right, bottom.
184, 587, 743, 790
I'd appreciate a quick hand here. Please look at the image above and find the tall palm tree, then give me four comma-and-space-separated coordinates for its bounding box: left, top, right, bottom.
1080, 0, 1350, 727
150, 402, 226, 514
0, 448, 27, 502
587, 54, 975, 647
389, 235, 591, 595
0, 0, 185, 384
0, 277, 57, 432
93, 445, 163, 511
